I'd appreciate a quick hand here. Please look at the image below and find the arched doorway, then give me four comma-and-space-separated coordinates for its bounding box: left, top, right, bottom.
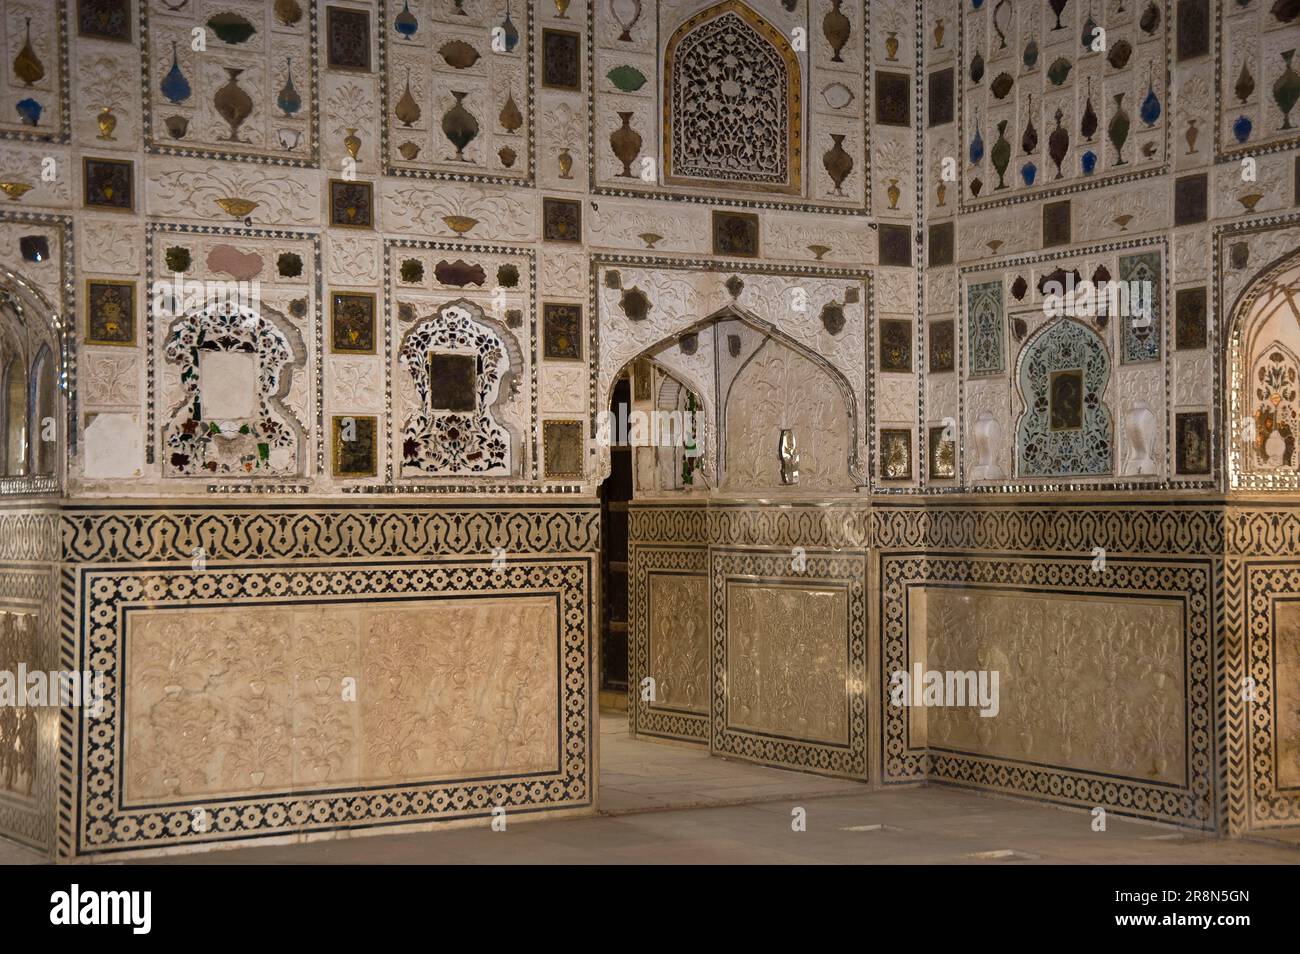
0, 270, 64, 494
1227, 251, 1300, 490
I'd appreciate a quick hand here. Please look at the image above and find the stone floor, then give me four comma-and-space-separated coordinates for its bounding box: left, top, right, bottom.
1, 713, 1297, 864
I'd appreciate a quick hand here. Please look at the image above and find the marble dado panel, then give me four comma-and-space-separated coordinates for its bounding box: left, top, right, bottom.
0, 563, 58, 855
629, 543, 710, 745
1227, 558, 1300, 832
727, 582, 850, 746
712, 548, 867, 778
122, 597, 559, 804
908, 589, 1186, 785
75, 556, 591, 856
881, 552, 1215, 829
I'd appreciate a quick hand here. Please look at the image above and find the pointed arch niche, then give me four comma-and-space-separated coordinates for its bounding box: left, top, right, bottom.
1014, 317, 1114, 478
663, 1, 803, 195
0, 270, 64, 495
1229, 254, 1300, 491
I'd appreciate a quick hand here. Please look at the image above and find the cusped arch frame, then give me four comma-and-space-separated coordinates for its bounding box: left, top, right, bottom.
1226, 246, 1300, 491
662, 0, 804, 196
0, 267, 66, 494
1011, 314, 1116, 480
600, 302, 862, 487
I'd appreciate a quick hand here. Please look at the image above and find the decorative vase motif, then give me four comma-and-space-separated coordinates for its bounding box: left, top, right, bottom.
394, 0, 418, 39
499, 92, 522, 132
970, 52, 985, 84
824, 0, 850, 63
1140, 65, 1162, 126
1081, 80, 1098, 140
610, 111, 642, 177
274, 0, 303, 26
15, 98, 41, 126
498, 145, 517, 167
823, 134, 853, 195
343, 128, 361, 160
1123, 401, 1157, 475
1185, 118, 1199, 153
96, 106, 117, 140
441, 90, 479, 161
277, 128, 301, 150
1024, 38, 1039, 68
970, 112, 984, 164
558, 148, 573, 178
1274, 49, 1300, 130
1049, 0, 1068, 30
555, 0, 571, 18
277, 57, 301, 117
1234, 114, 1253, 143
395, 69, 420, 126
971, 412, 1005, 480
936, 181, 947, 207
933, 17, 946, 49
398, 141, 420, 160
164, 114, 188, 139
1021, 161, 1037, 186
1235, 61, 1255, 103
1022, 96, 1038, 154
13, 17, 44, 87
214, 67, 253, 142
160, 40, 191, 104
611, 0, 642, 42
1108, 93, 1130, 165
500, 7, 520, 52
993, 1, 1010, 48
885, 31, 899, 61
887, 177, 901, 209
1048, 108, 1070, 178
1265, 425, 1287, 468
991, 120, 1011, 188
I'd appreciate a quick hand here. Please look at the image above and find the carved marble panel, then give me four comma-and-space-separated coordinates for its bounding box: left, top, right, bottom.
647, 573, 709, 715
123, 597, 558, 802
726, 582, 849, 746
911, 588, 1185, 785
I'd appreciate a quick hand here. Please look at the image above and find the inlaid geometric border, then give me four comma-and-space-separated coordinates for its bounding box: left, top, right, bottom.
59, 502, 600, 564
0, 564, 58, 854
1236, 560, 1300, 830
710, 547, 868, 778
629, 543, 709, 744
880, 551, 1216, 829
73, 555, 592, 856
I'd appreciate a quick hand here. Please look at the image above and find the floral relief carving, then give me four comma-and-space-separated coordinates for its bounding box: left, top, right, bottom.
648, 574, 709, 714
123, 597, 558, 803
921, 589, 1184, 783
82, 351, 140, 407
399, 299, 518, 477
160, 300, 307, 478
724, 341, 852, 491
727, 583, 848, 746
664, 3, 801, 194
0, 611, 38, 798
